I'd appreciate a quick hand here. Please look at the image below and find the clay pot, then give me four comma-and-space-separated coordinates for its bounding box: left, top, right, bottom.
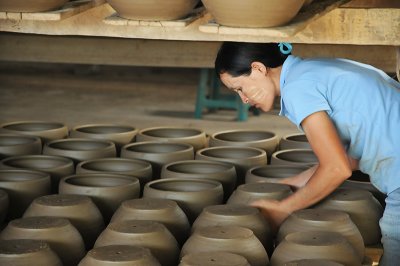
79, 245, 161, 266
94, 220, 180, 266
279, 133, 311, 150
121, 141, 194, 178
245, 164, 309, 184
59, 173, 140, 223
340, 170, 386, 206
105, 0, 200, 21
227, 182, 292, 205
181, 225, 269, 266
192, 204, 273, 254
201, 0, 304, 28
0, 169, 51, 219
143, 178, 223, 223
70, 124, 137, 152
43, 138, 116, 164
314, 189, 384, 245
0, 189, 9, 225
0, 155, 74, 193
137, 126, 207, 151
0, 134, 42, 159
270, 149, 317, 167
161, 160, 237, 201
76, 157, 153, 192
111, 198, 190, 246
196, 146, 267, 185
209, 129, 279, 157
23, 194, 105, 249
0, 217, 86, 266
283, 259, 344, 266
0, 121, 68, 143
270, 231, 361, 266
277, 209, 365, 261
0, 239, 62, 266
179, 251, 250, 266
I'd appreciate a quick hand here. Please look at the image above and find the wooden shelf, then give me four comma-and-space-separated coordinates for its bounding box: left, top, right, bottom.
0, 2, 399, 45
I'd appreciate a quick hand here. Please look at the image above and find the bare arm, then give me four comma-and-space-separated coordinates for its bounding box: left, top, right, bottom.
279, 165, 318, 189
252, 111, 352, 231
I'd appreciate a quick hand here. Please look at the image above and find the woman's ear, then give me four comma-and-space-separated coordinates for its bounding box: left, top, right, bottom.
250, 62, 268, 75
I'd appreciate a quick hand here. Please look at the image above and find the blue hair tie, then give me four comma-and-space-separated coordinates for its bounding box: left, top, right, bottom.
278, 42, 292, 55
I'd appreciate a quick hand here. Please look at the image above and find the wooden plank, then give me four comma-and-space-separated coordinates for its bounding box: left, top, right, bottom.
0, 0, 105, 21
103, 7, 206, 28
198, 0, 351, 37
0, 33, 398, 73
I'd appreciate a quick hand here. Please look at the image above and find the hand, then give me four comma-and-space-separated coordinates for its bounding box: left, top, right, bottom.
250, 199, 291, 234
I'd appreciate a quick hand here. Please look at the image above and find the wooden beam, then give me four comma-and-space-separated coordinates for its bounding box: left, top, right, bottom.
0, 33, 397, 73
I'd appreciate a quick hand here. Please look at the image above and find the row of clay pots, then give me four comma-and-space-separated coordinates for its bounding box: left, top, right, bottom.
0, 0, 69, 13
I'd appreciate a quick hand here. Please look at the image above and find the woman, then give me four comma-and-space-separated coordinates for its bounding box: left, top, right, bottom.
215, 42, 400, 265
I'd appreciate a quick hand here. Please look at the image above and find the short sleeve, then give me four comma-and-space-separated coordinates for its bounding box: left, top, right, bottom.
281, 80, 332, 128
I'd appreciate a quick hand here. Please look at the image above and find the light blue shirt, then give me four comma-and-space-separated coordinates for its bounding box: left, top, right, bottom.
279, 55, 400, 194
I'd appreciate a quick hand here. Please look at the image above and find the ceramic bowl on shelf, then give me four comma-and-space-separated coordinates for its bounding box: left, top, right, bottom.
0, 121, 68, 143
279, 133, 310, 150
105, 0, 200, 21
179, 251, 250, 266
201, 0, 305, 28
245, 164, 309, 184
270, 149, 317, 167
0, 134, 42, 159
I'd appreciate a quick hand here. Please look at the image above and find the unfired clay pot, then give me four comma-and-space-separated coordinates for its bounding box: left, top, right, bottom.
59, 173, 140, 223
79, 245, 161, 266
270, 231, 361, 266
161, 160, 237, 201
279, 133, 311, 150
0, 169, 51, 219
0, 121, 68, 143
227, 182, 292, 205
70, 124, 138, 151
43, 138, 116, 164
181, 225, 269, 266
192, 204, 273, 254
179, 251, 250, 266
0, 239, 62, 266
0, 134, 42, 159
209, 129, 279, 157
106, 0, 200, 21
0, 217, 86, 266
314, 189, 384, 245
201, 0, 305, 28
121, 141, 194, 178
0, 155, 74, 193
76, 157, 153, 193
196, 146, 267, 185
137, 126, 207, 151
270, 149, 317, 167
277, 209, 365, 261
94, 220, 179, 266
245, 164, 309, 184
0, 189, 9, 225
23, 194, 105, 249
143, 178, 223, 223
283, 259, 344, 266
110, 198, 190, 246
340, 170, 386, 206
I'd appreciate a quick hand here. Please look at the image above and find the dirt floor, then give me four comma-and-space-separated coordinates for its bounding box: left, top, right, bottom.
0, 61, 298, 138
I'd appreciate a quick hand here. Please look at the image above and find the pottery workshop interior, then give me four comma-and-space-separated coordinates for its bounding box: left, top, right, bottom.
0, 0, 399, 265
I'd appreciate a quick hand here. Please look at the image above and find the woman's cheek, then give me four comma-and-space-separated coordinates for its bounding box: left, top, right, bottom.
246, 86, 267, 102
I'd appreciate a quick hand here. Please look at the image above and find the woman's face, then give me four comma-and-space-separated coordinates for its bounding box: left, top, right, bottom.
219, 63, 278, 112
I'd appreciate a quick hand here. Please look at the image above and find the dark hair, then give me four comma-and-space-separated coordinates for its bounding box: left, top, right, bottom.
215, 42, 290, 77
